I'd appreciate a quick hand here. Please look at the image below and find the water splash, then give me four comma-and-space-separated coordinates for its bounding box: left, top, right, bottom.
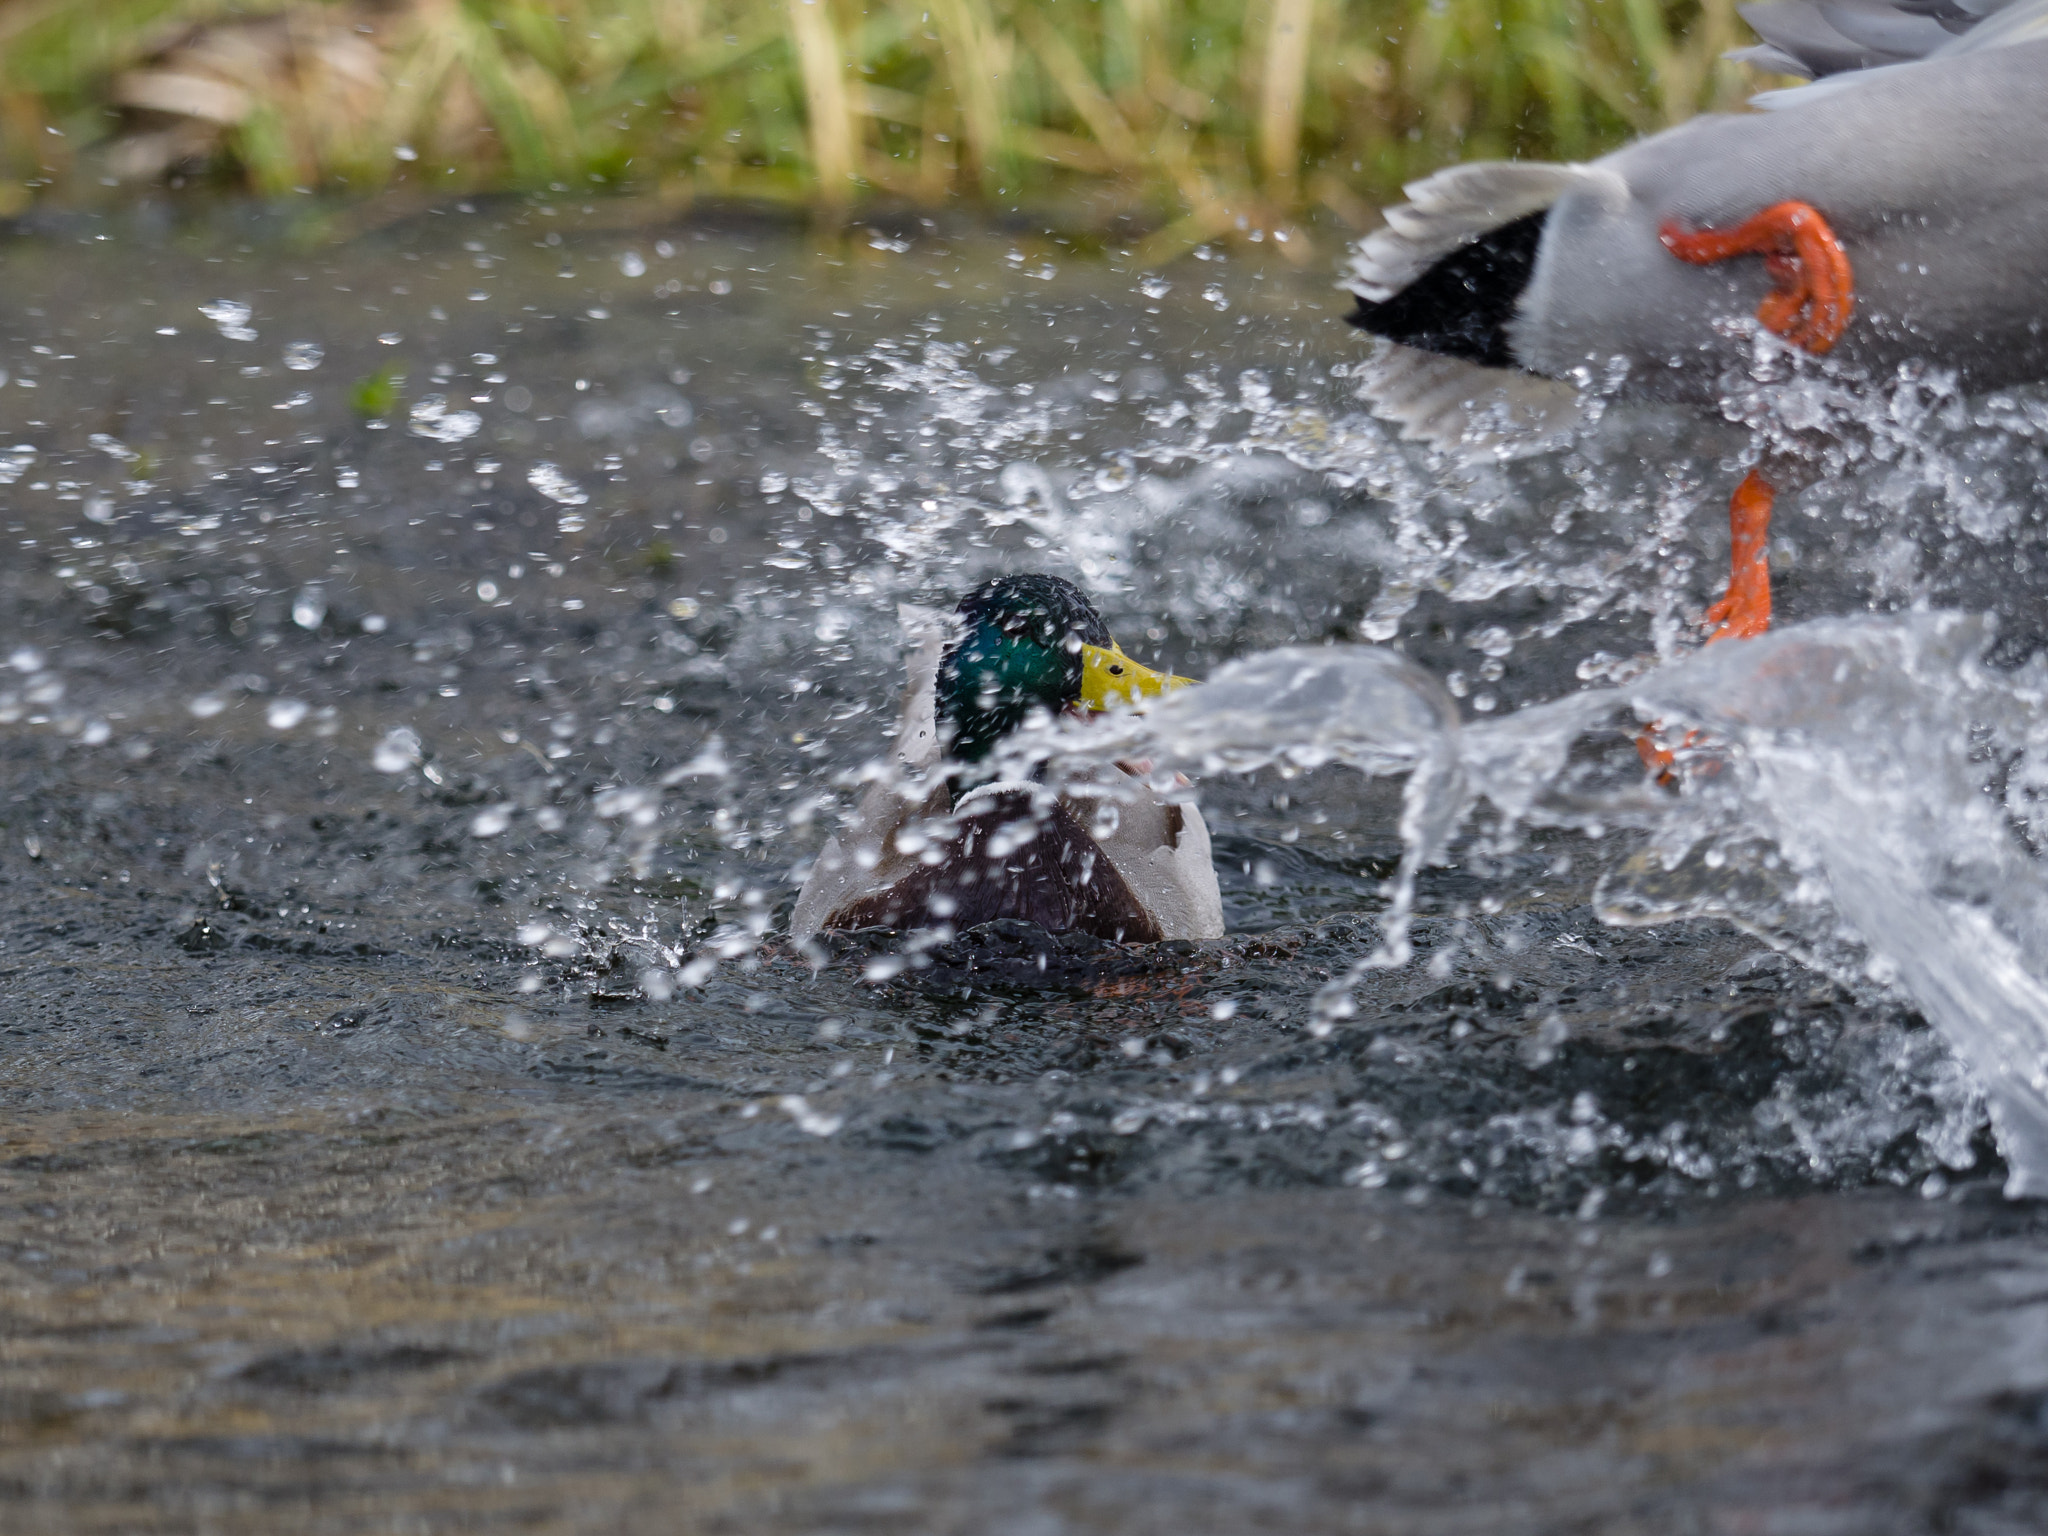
1028, 612, 2048, 1194
8, 220, 2048, 1210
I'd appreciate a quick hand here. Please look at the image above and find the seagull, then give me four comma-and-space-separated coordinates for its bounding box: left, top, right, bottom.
1345, 0, 2048, 659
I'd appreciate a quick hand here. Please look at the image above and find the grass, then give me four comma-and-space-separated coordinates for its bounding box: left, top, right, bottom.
0, 0, 1767, 252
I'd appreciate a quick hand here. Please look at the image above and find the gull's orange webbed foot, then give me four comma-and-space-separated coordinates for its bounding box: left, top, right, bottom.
1634, 725, 1688, 783
1633, 468, 1781, 782
1660, 200, 1854, 355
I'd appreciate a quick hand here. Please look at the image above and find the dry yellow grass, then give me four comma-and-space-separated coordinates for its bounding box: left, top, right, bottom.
0, 0, 1768, 249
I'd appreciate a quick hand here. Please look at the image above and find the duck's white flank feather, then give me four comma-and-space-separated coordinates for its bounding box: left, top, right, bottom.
1062, 762, 1224, 940
788, 605, 953, 947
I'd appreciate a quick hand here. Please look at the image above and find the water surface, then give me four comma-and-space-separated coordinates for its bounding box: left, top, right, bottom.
5, 200, 2048, 1533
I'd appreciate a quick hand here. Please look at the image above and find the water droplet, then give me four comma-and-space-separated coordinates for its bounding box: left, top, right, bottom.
618, 250, 646, 278
1467, 625, 1515, 658
188, 694, 226, 718
266, 698, 308, 730
527, 462, 589, 506
471, 805, 513, 838
594, 787, 659, 825
408, 395, 481, 444
372, 727, 422, 774
476, 579, 499, 603
199, 298, 255, 341
778, 1095, 844, 1137
291, 586, 327, 630
283, 341, 323, 371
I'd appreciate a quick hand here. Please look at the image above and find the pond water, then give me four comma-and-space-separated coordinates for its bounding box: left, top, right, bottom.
8, 199, 2048, 1532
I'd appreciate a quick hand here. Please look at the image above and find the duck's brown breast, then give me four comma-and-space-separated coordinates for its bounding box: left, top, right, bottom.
826, 788, 1163, 943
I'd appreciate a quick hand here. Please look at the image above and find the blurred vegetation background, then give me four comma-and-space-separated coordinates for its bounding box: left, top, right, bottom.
0, 0, 1764, 251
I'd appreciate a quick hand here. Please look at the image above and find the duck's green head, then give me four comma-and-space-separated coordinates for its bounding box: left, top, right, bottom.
936, 574, 1192, 763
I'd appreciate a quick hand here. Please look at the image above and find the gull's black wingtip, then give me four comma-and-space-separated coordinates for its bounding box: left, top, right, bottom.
1339, 208, 1550, 371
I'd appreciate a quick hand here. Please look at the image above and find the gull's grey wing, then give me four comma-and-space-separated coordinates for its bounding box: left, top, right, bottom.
1734, 0, 1962, 76
1737, 0, 2048, 100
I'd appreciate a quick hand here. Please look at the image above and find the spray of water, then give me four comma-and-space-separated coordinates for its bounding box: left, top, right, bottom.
11, 227, 2048, 1203
994, 610, 2048, 1195
742, 288, 2048, 1198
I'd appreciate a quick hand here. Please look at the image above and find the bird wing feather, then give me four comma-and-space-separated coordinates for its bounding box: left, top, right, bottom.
1742, 0, 2048, 104
1342, 160, 1619, 450
1345, 161, 1622, 303
1352, 341, 1583, 455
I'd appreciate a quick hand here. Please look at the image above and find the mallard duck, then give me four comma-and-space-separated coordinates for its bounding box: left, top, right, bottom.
1345, 5, 2048, 646
790, 575, 1224, 948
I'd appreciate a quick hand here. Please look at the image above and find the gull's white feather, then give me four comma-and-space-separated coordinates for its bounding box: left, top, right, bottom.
1354, 341, 1583, 454
1345, 162, 1622, 302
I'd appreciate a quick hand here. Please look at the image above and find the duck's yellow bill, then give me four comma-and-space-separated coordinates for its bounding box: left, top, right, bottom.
1079, 643, 1196, 712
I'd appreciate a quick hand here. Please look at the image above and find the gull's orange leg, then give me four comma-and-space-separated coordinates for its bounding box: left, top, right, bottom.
1656, 199, 1849, 642
1661, 201, 1854, 355
1634, 468, 1778, 778
1702, 468, 1774, 642
1634, 204, 1853, 780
